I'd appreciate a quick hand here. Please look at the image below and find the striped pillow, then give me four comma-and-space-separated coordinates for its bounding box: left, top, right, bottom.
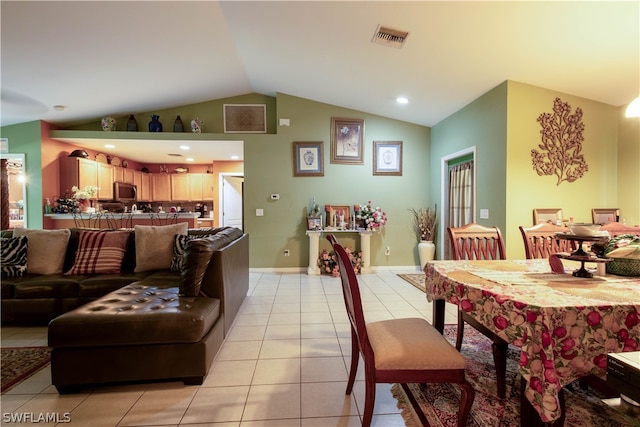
1, 236, 28, 277
65, 230, 130, 275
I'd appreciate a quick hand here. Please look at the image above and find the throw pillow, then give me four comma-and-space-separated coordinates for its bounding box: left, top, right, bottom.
12, 228, 71, 275
134, 222, 189, 272
1, 236, 28, 277
65, 230, 130, 275
171, 234, 193, 272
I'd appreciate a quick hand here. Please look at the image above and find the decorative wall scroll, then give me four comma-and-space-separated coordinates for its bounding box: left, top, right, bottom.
373, 141, 402, 175
531, 97, 588, 185
330, 117, 364, 164
293, 142, 324, 176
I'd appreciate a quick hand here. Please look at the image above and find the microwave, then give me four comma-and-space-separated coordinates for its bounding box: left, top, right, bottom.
113, 182, 137, 202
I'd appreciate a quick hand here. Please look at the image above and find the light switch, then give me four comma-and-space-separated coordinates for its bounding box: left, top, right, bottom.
480, 209, 489, 219
256, 209, 264, 216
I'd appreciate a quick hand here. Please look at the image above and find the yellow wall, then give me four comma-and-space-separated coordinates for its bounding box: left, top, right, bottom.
505, 81, 621, 258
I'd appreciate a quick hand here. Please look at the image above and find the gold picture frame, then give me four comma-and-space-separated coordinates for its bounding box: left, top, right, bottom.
330, 117, 364, 164
533, 208, 563, 225
328, 205, 352, 230
592, 208, 619, 224
373, 141, 402, 176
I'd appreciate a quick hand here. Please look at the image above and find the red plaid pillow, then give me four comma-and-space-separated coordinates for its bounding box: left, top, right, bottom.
65, 231, 130, 275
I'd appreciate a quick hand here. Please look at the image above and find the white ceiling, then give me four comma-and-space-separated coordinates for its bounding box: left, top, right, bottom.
2, 1, 638, 164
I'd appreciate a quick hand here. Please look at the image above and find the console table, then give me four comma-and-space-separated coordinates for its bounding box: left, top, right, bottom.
306, 230, 374, 275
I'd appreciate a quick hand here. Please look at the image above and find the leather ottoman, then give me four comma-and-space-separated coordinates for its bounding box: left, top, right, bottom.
48, 281, 223, 393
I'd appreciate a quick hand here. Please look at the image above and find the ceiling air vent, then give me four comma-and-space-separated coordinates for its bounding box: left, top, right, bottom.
168, 153, 183, 157
372, 25, 409, 49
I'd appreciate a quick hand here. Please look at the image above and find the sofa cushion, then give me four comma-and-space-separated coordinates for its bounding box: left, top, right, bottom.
65, 230, 130, 275
134, 223, 188, 273
1, 235, 28, 277
12, 275, 80, 298
13, 228, 71, 275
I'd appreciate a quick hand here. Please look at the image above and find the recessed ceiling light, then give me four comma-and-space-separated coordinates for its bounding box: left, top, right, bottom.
104, 144, 115, 149
396, 97, 408, 104
186, 158, 194, 162
53, 105, 65, 111
180, 145, 190, 150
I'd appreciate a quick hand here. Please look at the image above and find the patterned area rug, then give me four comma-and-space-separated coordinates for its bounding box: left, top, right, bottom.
1, 347, 51, 393
392, 326, 639, 427
398, 273, 426, 292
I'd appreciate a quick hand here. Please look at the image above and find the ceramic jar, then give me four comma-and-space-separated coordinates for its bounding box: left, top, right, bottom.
148, 115, 163, 132
418, 240, 436, 270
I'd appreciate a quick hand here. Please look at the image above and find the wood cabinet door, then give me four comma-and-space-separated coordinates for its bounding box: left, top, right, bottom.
123, 168, 134, 184
189, 174, 203, 201
201, 174, 215, 200
171, 174, 190, 201
151, 174, 171, 201
113, 166, 124, 183
77, 158, 98, 189
140, 173, 151, 201
97, 163, 114, 200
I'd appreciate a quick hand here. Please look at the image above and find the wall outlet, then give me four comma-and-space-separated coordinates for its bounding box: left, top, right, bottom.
385, 246, 391, 255
480, 208, 489, 219
284, 249, 290, 257
256, 208, 264, 216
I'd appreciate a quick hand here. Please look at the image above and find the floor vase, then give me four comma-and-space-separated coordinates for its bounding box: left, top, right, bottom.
418, 240, 435, 270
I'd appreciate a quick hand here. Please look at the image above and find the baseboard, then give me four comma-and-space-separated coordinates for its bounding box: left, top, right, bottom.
249, 265, 421, 274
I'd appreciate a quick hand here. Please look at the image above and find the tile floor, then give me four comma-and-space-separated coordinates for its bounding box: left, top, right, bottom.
1, 270, 459, 426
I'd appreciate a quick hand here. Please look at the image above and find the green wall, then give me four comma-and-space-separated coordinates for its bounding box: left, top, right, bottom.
616, 107, 640, 227
0, 120, 44, 229
430, 82, 508, 257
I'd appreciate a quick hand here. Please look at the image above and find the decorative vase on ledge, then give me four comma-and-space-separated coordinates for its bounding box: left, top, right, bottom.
418, 240, 436, 270
148, 115, 162, 132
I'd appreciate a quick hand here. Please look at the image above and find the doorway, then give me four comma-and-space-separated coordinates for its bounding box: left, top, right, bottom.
439, 147, 476, 259
219, 174, 244, 230
1, 153, 27, 229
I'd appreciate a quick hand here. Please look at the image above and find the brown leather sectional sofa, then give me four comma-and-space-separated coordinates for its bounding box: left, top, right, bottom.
1, 226, 249, 392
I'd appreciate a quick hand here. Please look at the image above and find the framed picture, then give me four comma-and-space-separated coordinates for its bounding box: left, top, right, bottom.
373, 141, 402, 176
330, 117, 364, 164
293, 142, 324, 176
533, 208, 563, 225
328, 205, 351, 230
307, 217, 322, 231
592, 208, 619, 224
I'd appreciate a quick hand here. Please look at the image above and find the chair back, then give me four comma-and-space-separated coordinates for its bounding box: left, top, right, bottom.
447, 223, 506, 260
327, 234, 370, 355
519, 222, 574, 259
149, 212, 179, 226
72, 212, 105, 229
600, 222, 640, 238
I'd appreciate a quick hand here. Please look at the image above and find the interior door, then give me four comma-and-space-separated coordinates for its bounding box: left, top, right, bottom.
221, 175, 244, 229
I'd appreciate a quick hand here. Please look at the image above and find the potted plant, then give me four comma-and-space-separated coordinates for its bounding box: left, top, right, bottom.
409, 206, 437, 269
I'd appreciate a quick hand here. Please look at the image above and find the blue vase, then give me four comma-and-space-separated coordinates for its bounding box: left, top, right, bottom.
148, 115, 162, 132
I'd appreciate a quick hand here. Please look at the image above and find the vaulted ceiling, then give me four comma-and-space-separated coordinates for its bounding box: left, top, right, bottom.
1, 1, 638, 162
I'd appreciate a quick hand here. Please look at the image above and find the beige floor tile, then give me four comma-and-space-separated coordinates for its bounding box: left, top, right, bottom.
301, 311, 334, 324
234, 313, 271, 327
242, 383, 301, 421
300, 302, 331, 313
119, 386, 197, 426
239, 303, 273, 315
300, 382, 358, 418
259, 339, 301, 359
181, 386, 249, 424
205, 360, 257, 386
216, 341, 262, 361
252, 358, 301, 384
264, 324, 300, 340
301, 416, 361, 426
4, 365, 52, 395
301, 357, 347, 383
226, 325, 267, 341
267, 312, 300, 325
241, 419, 300, 427
300, 323, 337, 339
300, 337, 342, 358
271, 303, 301, 313
351, 381, 401, 415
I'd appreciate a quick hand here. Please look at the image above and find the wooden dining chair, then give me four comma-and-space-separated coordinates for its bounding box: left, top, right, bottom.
72, 212, 104, 229
149, 212, 179, 226
447, 222, 508, 398
327, 234, 474, 427
519, 222, 574, 259
600, 222, 640, 237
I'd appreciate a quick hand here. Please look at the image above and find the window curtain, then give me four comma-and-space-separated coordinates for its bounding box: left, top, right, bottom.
448, 160, 474, 228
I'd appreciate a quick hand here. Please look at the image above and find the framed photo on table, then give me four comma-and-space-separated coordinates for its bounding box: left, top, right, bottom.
373, 141, 402, 176
293, 142, 324, 176
330, 117, 364, 164
328, 205, 351, 230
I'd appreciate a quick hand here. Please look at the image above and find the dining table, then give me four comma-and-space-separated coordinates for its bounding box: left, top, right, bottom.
424, 258, 640, 425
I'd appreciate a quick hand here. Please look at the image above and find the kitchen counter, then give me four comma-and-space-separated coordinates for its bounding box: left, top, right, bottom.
45, 212, 200, 229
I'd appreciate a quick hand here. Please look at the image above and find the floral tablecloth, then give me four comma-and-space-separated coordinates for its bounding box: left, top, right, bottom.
425, 259, 640, 423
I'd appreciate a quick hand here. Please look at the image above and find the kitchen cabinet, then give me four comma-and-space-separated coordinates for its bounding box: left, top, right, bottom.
152, 174, 171, 201
97, 163, 114, 200
60, 157, 97, 197
171, 174, 190, 201
201, 174, 215, 200
113, 166, 124, 183
123, 168, 134, 184
140, 172, 151, 201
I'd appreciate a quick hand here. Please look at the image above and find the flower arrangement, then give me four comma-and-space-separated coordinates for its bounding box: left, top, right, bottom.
71, 185, 99, 200
318, 247, 363, 276
409, 205, 437, 242
355, 201, 387, 230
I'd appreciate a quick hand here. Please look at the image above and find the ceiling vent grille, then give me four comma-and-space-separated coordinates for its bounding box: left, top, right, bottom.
372, 25, 409, 49
168, 153, 183, 157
